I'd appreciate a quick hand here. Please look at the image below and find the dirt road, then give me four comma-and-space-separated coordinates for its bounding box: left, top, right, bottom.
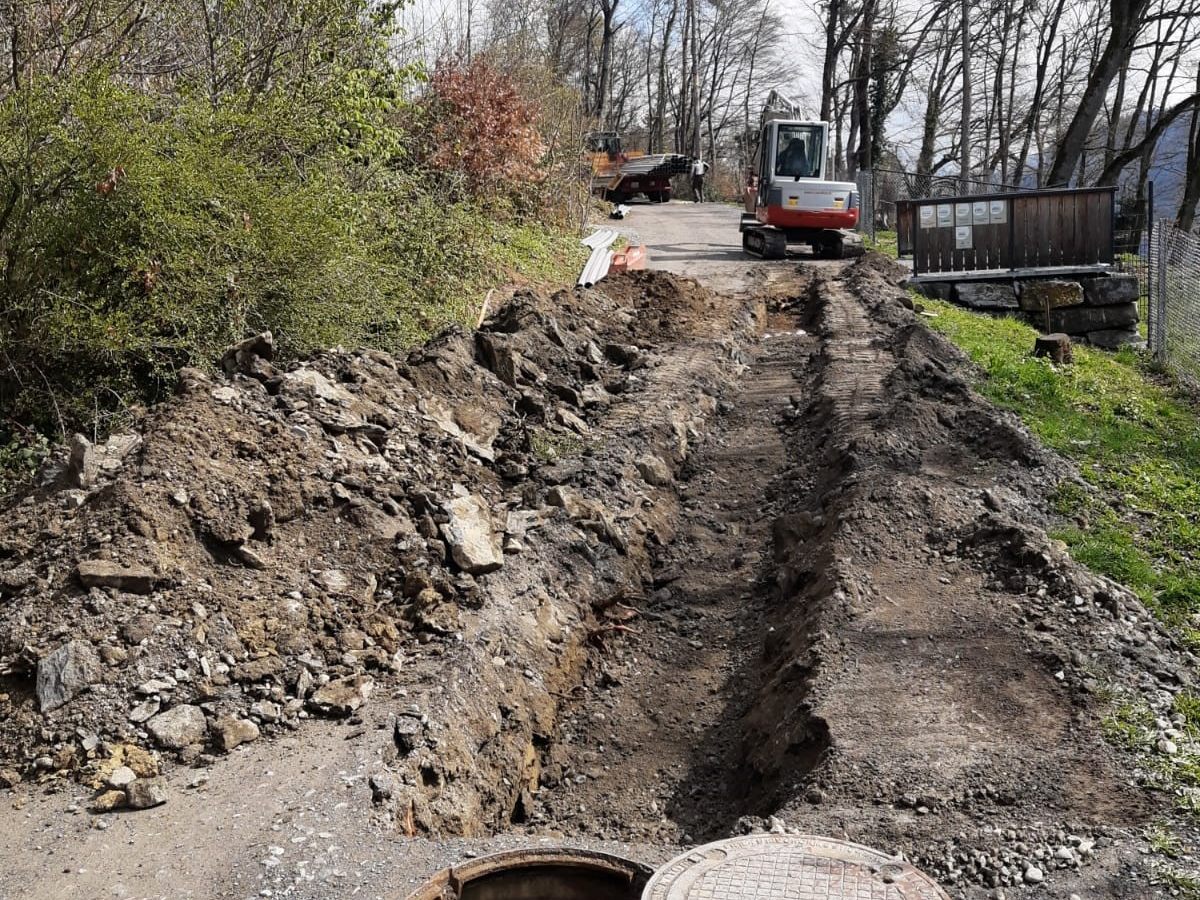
0, 204, 1192, 900
610, 198, 859, 292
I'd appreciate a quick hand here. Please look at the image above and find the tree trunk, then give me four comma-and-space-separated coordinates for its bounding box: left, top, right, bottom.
655, 0, 677, 153
1010, 0, 1064, 186
959, 0, 970, 189
820, 0, 842, 121
1178, 64, 1200, 230
593, 0, 620, 124
845, 0, 875, 177
689, 0, 701, 156
917, 27, 955, 178
1046, 0, 1151, 186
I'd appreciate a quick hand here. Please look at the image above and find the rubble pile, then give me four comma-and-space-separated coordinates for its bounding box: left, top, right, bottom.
0, 272, 751, 821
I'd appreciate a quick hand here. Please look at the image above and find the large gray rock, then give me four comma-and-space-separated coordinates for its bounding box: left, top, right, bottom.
440, 494, 503, 574
146, 704, 208, 749
953, 282, 1018, 310
1018, 279, 1083, 312
1048, 302, 1138, 335
76, 559, 156, 594
36, 640, 102, 712
1086, 328, 1146, 350
1083, 273, 1139, 306
67, 434, 98, 489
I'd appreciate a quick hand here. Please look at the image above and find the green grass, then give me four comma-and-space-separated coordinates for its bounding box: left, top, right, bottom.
864, 229, 898, 259
924, 300, 1200, 645
1102, 693, 1200, 819
1160, 871, 1200, 900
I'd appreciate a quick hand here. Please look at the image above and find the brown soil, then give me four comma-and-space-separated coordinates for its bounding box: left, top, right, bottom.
0, 252, 1195, 899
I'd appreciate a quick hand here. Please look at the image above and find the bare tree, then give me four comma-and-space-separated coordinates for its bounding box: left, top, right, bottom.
1178, 63, 1200, 229
1046, 0, 1154, 185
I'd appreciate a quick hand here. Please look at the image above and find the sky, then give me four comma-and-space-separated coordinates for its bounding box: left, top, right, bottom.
396, 0, 824, 89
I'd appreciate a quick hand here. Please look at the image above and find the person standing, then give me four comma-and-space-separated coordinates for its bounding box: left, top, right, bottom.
691, 157, 709, 202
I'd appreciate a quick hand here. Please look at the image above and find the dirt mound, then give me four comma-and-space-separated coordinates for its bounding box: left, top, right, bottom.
741, 256, 1194, 891
450, 254, 1197, 896
0, 271, 753, 808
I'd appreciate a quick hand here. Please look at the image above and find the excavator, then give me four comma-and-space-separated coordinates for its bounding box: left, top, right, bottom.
740, 91, 859, 259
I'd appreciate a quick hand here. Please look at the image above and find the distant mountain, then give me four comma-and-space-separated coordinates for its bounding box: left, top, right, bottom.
1142, 115, 1192, 216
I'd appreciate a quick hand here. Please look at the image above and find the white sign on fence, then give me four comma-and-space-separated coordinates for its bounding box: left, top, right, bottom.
989, 199, 1007, 224
955, 225, 973, 250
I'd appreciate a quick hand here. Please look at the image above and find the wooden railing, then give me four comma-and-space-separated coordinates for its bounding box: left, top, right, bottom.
895, 186, 1116, 276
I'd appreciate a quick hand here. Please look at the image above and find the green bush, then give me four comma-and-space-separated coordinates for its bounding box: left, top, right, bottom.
0, 69, 583, 443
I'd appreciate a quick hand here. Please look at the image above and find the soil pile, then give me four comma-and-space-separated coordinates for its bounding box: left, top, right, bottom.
0, 271, 753, 819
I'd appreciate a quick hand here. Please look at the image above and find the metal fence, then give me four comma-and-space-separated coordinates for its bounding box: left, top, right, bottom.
1148, 221, 1200, 382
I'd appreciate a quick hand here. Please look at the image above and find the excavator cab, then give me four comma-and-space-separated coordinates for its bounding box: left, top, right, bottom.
585, 132, 624, 157
741, 117, 859, 259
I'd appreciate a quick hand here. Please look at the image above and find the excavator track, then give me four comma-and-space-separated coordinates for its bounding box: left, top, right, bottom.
741, 227, 787, 260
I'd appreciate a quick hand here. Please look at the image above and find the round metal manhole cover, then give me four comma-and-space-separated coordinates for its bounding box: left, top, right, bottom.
642, 835, 950, 900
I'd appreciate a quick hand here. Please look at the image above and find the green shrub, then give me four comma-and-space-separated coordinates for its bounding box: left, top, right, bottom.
0, 67, 583, 445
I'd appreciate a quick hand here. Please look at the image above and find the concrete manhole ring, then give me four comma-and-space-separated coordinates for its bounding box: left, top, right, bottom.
642, 835, 950, 900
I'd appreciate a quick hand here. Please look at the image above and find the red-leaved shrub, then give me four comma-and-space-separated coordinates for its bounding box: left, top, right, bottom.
421, 58, 546, 200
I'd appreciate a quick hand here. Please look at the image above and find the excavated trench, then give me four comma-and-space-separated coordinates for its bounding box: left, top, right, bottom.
399, 255, 1188, 899
404, 269, 837, 844
2, 252, 1194, 898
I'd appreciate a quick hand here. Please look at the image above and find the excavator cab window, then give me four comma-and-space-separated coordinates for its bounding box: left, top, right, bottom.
585, 132, 622, 156
774, 124, 823, 180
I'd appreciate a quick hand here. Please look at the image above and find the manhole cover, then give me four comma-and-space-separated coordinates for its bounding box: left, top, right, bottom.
642, 835, 949, 900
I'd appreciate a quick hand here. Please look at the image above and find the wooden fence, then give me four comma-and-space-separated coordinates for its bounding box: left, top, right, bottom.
895, 187, 1116, 276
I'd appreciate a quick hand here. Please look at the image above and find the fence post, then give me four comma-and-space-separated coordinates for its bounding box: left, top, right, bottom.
1154, 222, 1168, 364
1147, 184, 1156, 353
1008, 197, 1016, 273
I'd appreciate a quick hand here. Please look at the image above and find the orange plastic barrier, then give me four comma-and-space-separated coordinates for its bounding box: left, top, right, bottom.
610, 244, 648, 273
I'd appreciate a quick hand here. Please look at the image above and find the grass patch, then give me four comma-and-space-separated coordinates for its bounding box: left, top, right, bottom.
529, 428, 587, 462
923, 300, 1200, 645
864, 229, 898, 259
1160, 871, 1200, 900
1101, 694, 1200, 817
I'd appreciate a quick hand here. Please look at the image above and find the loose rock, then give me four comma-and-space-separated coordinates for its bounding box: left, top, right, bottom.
145, 705, 208, 750
36, 640, 102, 712
76, 560, 157, 594
125, 776, 169, 809
308, 675, 373, 718
67, 434, 98, 489
105, 766, 137, 789
635, 455, 673, 487
212, 716, 260, 752
440, 494, 503, 575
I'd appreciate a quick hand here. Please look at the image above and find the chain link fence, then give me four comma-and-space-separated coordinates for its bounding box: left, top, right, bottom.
1148, 221, 1200, 383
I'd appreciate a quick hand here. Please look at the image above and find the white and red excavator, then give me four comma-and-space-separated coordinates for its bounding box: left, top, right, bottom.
740, 90, 859, 259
